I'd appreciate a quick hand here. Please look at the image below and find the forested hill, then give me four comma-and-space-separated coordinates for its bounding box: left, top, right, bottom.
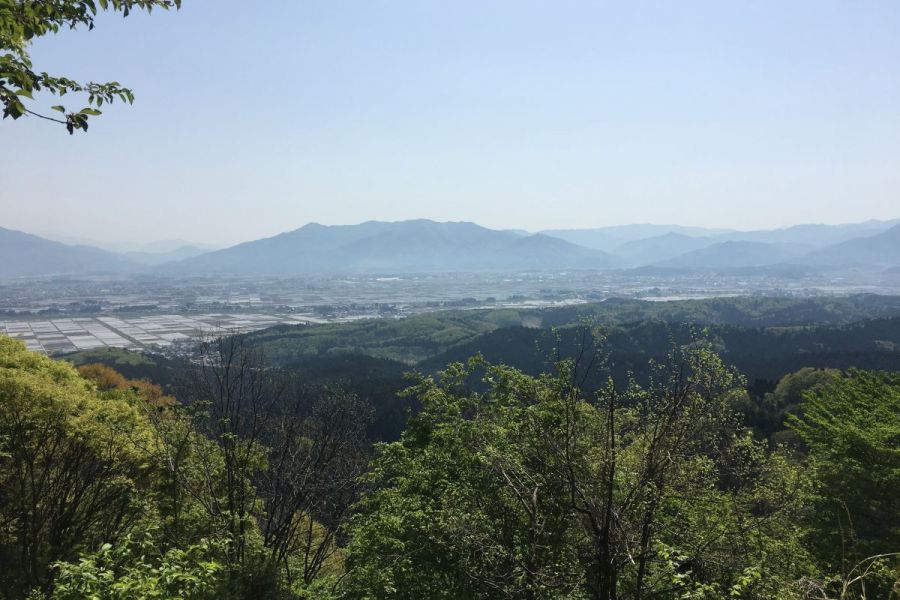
7, 325, 900, 598
417, 317, 900, 384
232, 294, 900, 439
64, 295, 900, 441
33, 295, 898, 598
245, 294, 900, 366
67, 294, 900, 387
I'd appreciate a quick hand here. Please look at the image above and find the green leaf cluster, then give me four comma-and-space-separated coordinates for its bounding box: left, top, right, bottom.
1, 0, 180, 132
342, 347, 816, 599
789, 369, 900, 595
46, 531, 224, 600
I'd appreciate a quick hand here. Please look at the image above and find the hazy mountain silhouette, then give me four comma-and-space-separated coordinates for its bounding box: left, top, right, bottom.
126, 245, 211, 266
6, 218, 900, 277
800, 224, 900, 267
714, 219, 900, 248
132, 239, 219, 253
541, 224, 730, 251
658, 241, 809, 269
0, 227, 136, 277
163, 220, 617, 274
612, 233, 717, 267
543, 219, 900, 253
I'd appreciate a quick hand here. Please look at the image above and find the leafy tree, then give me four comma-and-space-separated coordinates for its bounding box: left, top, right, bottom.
0, 0, 181, 133
739, 368, 841, 444
0, 337, 155, 597
342, 345, 813, 599
78, 362, 176, 407
77, 362, 129, 390
789, 370, 900, 590
46, 531, 224, 600
343, 357, 586, 599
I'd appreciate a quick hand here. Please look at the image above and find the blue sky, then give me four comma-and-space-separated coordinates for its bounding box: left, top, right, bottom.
2, 0, 899, 246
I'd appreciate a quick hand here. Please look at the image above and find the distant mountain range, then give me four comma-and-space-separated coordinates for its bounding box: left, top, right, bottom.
34, 235, 220, 255
659, 241, 811, 269
801, 224, 900, 267
0, 227, 135, 277
540, 224, 733, 252
2, 218, 900, 277
611, 233, 718, 267
711, 222, 894, 247
125, 245, 211, 266
163, 220, 615, 275
542, 220, 900, 253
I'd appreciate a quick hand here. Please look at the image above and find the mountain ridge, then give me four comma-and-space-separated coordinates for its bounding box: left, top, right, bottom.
0, 227, 137, 277
3, 217, 900, 277
800, 223, 900, 267
161, 220, 617, 274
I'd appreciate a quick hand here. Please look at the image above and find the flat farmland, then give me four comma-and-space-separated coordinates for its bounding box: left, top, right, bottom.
1, 313, 314, 355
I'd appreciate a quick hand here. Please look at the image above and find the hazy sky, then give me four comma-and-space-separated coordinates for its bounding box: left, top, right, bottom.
2, 1, 899, 246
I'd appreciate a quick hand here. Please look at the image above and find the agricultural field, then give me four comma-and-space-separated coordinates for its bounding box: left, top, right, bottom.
1, 313, 314, 354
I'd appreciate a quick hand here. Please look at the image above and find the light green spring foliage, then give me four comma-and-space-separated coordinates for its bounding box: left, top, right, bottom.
789, 370, 900, 591
0, 0, 180, 133
344, 359, 586, 599
45, 531, 223, 600
1, 337, 371, 599
0, 337, 238, 598
342, 349, 815, 599
0, 336, 157, 594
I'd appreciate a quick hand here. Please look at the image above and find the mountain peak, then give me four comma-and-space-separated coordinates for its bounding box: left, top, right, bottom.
0, 228, 136, 277
162, 220, 614, 274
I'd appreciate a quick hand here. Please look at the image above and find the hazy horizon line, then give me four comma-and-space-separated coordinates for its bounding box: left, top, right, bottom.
15, 214, 900, 252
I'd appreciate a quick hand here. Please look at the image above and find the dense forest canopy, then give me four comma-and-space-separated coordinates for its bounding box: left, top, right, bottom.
2, 296, 899, 599
64, 295, 900, 442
